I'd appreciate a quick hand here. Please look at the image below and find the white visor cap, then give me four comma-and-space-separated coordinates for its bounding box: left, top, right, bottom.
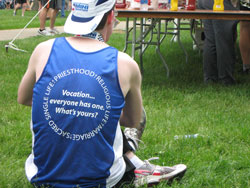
64, 0, 116, 35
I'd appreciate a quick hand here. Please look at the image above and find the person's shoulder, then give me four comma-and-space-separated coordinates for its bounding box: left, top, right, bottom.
36, 38, 55, 49
29, 38, 56, 66
33, 38, 55, 54
117, 51, 141, 77
117, 51, 137, 66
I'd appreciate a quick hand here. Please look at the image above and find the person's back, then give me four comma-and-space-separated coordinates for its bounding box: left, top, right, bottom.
18, 0, 142, 184
26, 36, 130, 187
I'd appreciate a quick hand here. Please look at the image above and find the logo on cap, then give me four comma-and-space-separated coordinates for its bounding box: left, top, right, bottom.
73, 2, 89, 11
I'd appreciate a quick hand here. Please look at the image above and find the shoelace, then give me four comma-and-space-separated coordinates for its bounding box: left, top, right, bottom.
143, 157, 160, 173
143, 157, 175, 174
125, 128, 138, 138
124, 128, 145, 146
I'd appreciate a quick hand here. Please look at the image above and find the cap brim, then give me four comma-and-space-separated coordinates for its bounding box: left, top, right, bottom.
64, 11, 104, 35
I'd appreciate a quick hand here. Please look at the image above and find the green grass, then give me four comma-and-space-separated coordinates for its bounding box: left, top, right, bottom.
0, 9, 69, 30
1, 22, 250, 187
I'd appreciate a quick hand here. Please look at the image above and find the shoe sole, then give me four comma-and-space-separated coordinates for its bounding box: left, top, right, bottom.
38, 31, 54, 36
50, 31, 59, 35
135, 164, 187, 187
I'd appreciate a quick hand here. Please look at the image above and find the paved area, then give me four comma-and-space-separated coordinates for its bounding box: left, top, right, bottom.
0, 21, 131, 41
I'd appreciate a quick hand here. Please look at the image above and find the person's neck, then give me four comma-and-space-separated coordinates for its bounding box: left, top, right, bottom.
96, 27, 110, 42
79, 30, 108, 43
97, 29, 108, 42
79, 31, 105, 42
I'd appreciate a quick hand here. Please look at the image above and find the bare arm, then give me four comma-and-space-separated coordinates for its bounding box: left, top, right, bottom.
17, 51, 37, 106
17, 39, 54, 106
118, 52, 143, 128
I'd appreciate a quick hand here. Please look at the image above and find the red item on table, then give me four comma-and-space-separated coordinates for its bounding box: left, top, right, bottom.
115, 0, 126, 8
186, 0, 196, 10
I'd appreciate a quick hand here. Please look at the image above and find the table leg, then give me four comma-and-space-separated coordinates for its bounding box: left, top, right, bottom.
177, 19, 188, 63
122, 18, 129, 53
131, 17, 137, 59
156, 19, 169, 77
139, 18, 144, 75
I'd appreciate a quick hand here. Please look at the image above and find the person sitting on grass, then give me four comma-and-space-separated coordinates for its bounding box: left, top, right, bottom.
17, 0, 187, 187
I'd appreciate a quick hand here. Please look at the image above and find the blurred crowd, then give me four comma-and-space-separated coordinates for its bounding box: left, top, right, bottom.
0, 0, 34, 10
0, 0, 14, 9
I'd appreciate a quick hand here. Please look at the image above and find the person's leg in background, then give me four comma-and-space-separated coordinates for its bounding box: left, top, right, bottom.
60, 0, 65, 17
198, 0, 238, 85
198, 0, 218, 83
239, 21, 250, 73
39, 7, 49, 30
38, 0, 41, 10
26, 0, 30, 9
21, 0, 27, 16
38, 1, 53, 36
68, 0, 71, 11
26, 0, 33, 10
214, 0, 238, 84
10, 0, 14, 9
6, 1, 10, 9
49, 0, 61, 34
29, 0, 33, 9
13, 1, 21, 15
202, 19, 218, 83
50, 8, 59, 32
213, 18, 238, 85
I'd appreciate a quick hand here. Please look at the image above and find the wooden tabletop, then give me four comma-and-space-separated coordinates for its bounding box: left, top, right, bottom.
116, 8, 250, 20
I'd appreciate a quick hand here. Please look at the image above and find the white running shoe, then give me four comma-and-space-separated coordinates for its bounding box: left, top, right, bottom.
134, 157, 187, 187
38, 29, 53, 36
49, 28, 60, 35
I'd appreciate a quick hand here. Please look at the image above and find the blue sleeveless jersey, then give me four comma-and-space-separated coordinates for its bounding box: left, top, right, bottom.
26, 37, 126, 188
